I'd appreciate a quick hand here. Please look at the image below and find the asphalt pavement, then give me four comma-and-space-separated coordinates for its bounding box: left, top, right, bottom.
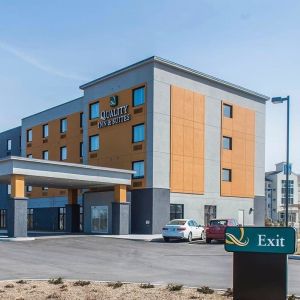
0, 236, 299, 294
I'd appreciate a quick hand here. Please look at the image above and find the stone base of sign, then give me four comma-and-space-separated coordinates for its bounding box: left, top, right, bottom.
233, 252, 287, 300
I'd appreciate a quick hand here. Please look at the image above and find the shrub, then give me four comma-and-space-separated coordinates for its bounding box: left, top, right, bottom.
16, 280, 27, 284
73, 280, 91, 287
197, 286, 214, 294
46, 292, 60, 299
167, 283, 183, 291
140, 283, 154, 289
288, 295, 296, 300
48, 277, 64, 285
223, 288, 233, 297
107, 281, 123, 289
4, 283, 14, 288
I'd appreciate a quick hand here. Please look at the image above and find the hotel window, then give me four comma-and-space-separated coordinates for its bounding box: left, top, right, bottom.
7, 185, 11, 195
90, 102, 99, 120
43, 124, 49, 138
59, 207, 66, 231
89, 135, 99, 152
80, 142, 84, 158
42, 187, 49, 191
7, 139, 12, 151
80, 112, 83, 128
80, 206, 84, 232
222, 168, 232, 182
42, 150, 49, 160
60, 118, 67, 133
27, 129, 32, 142
223, 136, 232, 150
132, 161, 144, 179
0, 209, 6, 229
60, 146, 67, 161
132, 124, 145, 143
223, 104, 233, 118
170, 204, 184, 220
26, 185, 32, 193
133, 86, 145, 107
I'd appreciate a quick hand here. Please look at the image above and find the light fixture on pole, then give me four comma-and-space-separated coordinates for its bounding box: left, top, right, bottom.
271, 96, 290, 227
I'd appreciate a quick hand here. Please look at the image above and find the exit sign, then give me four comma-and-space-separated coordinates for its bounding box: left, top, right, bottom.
225, 227, 297, 254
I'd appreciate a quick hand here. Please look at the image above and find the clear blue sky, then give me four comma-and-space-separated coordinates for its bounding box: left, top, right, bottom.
0, 0, 299, 172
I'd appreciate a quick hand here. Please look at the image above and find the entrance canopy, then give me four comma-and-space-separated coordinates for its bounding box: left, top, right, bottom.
0, 156, 134, 189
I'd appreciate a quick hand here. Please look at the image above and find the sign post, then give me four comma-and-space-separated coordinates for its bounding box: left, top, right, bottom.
225, 227, 297, 300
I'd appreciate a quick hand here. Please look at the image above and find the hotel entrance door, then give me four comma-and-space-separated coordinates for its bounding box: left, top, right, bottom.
91, 206, 108, 233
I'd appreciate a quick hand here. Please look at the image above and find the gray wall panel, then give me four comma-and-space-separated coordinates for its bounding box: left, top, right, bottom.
171, 193, 254, 226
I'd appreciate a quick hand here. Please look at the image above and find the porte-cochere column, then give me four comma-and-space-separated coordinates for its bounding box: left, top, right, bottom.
7, 175, 28, 237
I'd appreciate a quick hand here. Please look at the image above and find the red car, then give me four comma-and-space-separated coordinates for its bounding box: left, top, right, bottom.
205, 218, 239, 243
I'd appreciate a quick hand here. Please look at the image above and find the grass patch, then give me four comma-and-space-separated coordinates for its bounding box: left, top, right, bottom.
167, 283, 183, 291
73, 280, 91, 287
197, 286, 214, 294
48, 277, 64, 285
140, 283, 154, 289
107, 281, 123, 289
16, 280, 27, 284
4, 284, 14, 288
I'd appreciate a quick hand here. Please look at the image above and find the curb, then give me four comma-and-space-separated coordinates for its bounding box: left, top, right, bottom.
289, 255, 300, 260
0, 237, 36, 242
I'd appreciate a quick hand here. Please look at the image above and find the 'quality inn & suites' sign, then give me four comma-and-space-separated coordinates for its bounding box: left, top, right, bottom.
225, 227, 297, 254
98, 104, 131, 129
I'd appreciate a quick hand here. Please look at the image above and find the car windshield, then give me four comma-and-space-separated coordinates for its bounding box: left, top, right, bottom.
168, 220, 186, 226
210, 220, 228, 226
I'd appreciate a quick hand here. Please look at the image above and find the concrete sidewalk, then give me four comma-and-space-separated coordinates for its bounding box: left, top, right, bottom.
98, 234, 162, 241
0, 232, 163, 242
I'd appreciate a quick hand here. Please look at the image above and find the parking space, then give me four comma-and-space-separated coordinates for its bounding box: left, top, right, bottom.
0, 236, 299, 294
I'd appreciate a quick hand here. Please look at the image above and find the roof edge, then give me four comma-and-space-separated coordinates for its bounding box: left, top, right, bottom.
22, 96, 84, 121
153, 56, 270, 101
2, 156, 135, 174
80, 56, 155, 90
80, 56, 269, 101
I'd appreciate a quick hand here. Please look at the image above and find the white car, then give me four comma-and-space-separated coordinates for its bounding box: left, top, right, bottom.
162, 219, 205, 242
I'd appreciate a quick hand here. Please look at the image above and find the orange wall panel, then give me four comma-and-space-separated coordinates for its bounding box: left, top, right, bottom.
221, 102, 255, 198
87, 85, 147, 189
170, 85, 205, 194
26, 112, 83, 199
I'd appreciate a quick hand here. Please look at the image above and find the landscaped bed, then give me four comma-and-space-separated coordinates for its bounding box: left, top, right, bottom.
0, 279, 233, 299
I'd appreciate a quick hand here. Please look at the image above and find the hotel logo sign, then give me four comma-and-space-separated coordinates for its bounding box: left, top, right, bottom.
98, 104, 131, 129
225, 227, 297, 254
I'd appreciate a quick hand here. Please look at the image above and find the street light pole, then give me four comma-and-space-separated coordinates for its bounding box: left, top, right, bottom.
285, 96, 290, 227
271, 95, 290, 227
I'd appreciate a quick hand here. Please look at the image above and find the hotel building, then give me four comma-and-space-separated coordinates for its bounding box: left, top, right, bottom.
0, 57, 268, 236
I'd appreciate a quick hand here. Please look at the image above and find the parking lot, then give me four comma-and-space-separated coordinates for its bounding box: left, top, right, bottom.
0, 236, 299, 294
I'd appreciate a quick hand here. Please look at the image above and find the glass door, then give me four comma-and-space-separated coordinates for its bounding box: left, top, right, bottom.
204, 205, 217, 225
91, 206, 108, 233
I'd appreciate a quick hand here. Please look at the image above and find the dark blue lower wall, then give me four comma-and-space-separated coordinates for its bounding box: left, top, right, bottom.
33, 208, 61, 231
131, 188, 170, 234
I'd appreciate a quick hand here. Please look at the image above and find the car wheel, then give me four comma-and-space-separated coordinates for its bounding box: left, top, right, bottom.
163, 237, 170, 242
187, 232, 192, 242
206, 238, 212, 244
